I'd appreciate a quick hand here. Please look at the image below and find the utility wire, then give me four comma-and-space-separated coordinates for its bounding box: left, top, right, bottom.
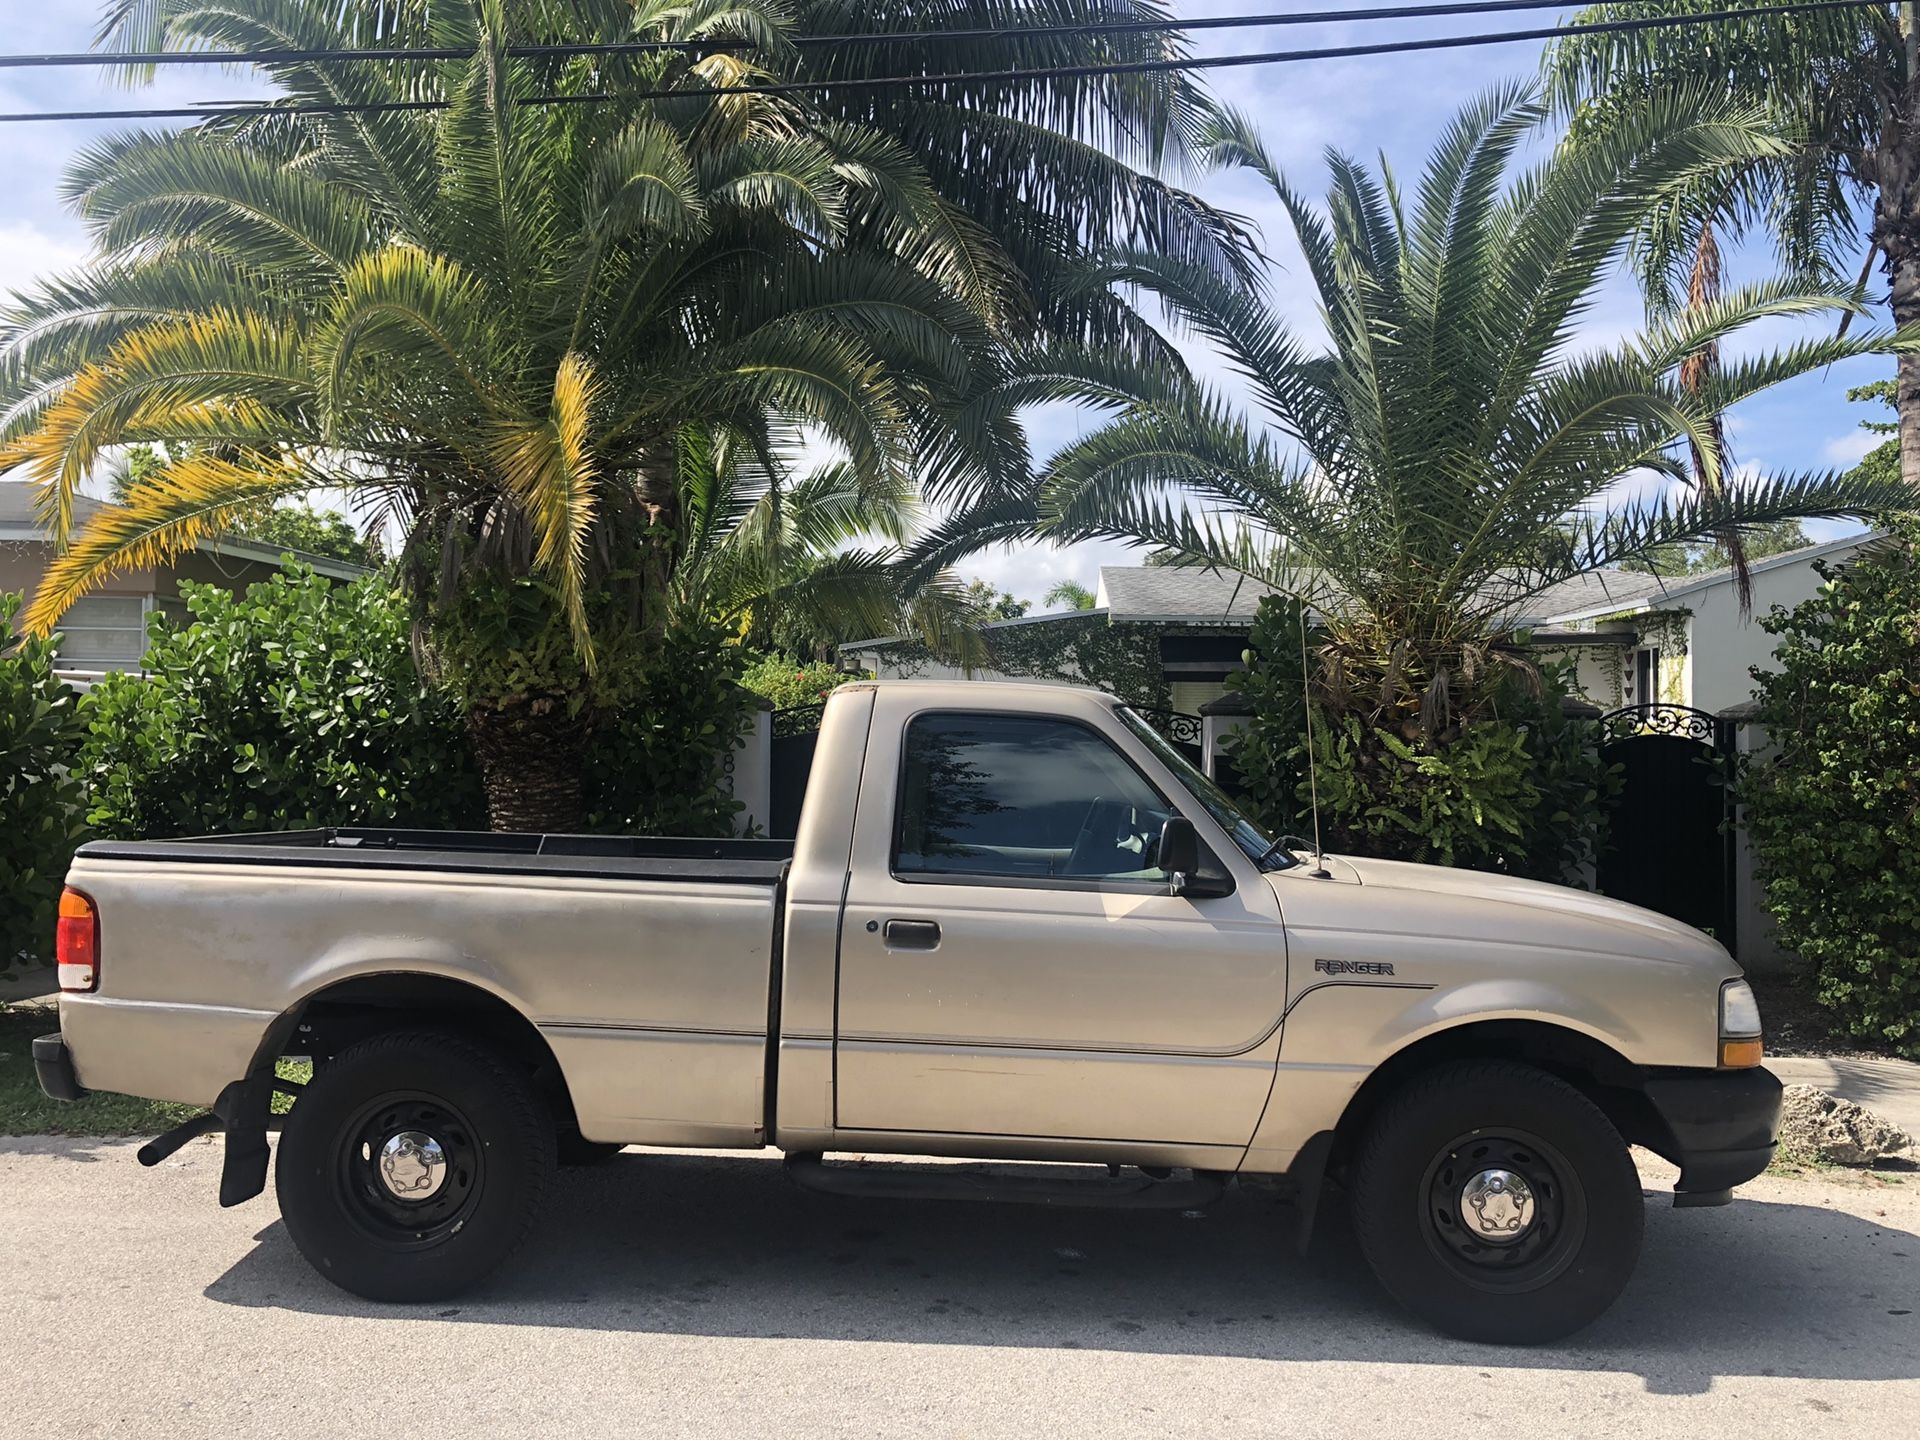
0, 0, 1887, 123
0, 3, 1719, 70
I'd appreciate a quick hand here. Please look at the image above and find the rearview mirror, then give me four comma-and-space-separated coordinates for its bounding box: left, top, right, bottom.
1158, 817, 1233, 899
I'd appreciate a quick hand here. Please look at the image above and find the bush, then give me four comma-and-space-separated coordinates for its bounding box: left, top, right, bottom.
582, 616, 755, 838
738, 653, 864, 710
81, 567, 485, 838
0, 593, 90, 972
1740, 518, 1920, 1057
1227, 596, 1614, 881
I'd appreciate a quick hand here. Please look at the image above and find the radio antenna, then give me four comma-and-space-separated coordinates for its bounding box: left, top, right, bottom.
1298, 602, 1332, 879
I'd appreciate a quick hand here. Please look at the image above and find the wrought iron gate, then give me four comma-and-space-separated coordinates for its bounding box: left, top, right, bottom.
1131, 706, 1205, 767
768, 703, 825, 840
1594, 704, 1737, 948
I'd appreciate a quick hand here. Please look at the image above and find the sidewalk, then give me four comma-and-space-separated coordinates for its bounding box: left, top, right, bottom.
0, 968, 56, 1007
1769, 1055, 1920, 1141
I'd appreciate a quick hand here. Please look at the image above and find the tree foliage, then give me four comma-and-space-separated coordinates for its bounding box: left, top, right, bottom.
1043, 579, 1098, 611
230, 504, 380, 567
1027, 86, 1912, 743
5, 0, 1252, 827
1621, 518, 1813, 577
1547, 2, 1920, 488
1739, 515, 1920, 1056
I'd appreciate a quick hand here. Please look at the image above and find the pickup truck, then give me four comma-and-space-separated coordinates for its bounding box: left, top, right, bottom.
33, 680, 1780, 1344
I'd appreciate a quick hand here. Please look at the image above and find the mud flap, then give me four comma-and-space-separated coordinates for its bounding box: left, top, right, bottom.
136, 1071, 281, 1207
215, 1072, 275, 1207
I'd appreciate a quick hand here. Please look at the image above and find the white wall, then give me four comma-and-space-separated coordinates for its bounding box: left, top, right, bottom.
1679, 548, 1851, 714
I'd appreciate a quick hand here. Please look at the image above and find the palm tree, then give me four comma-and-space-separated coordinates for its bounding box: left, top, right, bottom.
1043, 579, 1098, 610
1546, 2, 1920, 485
2, 0, 1238, 830
1024, 85, 1914, 740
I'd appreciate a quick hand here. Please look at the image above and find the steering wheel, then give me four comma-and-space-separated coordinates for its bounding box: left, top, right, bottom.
1064, 796, 1133, 875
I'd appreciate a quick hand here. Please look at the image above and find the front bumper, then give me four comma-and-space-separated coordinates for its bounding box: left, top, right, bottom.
1642, 1065, 1783, 1205
33, 1033, 86, 1103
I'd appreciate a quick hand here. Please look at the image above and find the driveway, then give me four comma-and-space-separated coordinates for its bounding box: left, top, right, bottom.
3, 1140, 1915, 1438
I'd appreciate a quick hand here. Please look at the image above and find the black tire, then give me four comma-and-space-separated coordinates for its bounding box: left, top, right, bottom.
275, 1029, 555, 1302
1351, 1059, 1643, 1345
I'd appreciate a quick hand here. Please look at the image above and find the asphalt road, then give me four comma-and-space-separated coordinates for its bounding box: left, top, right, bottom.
3, 1139, 1916, 1439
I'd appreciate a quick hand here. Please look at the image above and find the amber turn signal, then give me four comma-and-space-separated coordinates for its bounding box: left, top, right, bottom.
55, 887, 100, 993
1720, 1037, 1764, 1068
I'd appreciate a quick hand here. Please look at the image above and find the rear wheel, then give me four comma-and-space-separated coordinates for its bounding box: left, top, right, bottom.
1351, 1059, 1643, 1344
275, 1029, 554, 1302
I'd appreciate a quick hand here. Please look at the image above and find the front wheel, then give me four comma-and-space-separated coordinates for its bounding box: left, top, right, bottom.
1351, 1059, 1643, 1344
275, 1029, 555, 1302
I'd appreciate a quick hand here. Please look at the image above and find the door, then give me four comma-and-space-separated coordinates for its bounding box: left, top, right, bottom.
833, 703, 1288, 1147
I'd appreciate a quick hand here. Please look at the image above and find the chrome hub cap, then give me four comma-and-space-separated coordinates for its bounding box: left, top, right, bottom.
1458, 1167, 1535, 1243
376, 1130, 448, 1202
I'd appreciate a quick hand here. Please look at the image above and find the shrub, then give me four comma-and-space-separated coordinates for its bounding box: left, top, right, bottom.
80, 567, 485, 838
0, 593, 89, 972
582, 616, 755, 838
1227, 596, 1614, 881
1739, 518, 1920, 1056
739, 653, 864, 711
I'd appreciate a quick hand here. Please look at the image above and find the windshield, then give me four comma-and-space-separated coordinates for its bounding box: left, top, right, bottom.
1114, 707, 1295, 870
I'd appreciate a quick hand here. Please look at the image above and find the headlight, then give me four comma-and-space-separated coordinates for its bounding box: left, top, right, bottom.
1719, 978, 1764, 1067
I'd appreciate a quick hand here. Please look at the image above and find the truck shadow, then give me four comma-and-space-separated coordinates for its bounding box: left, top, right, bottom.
204, 1151, 1919, 1395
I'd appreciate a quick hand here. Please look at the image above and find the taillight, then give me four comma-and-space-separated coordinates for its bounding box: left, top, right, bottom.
56, 888, 99, 993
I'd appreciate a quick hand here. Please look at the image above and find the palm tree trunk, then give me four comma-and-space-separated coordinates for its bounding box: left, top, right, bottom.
1680, 222, 1751, 611
1880, 40, 1920, 490
1680, 223, 1726, 484
466, 697, 592, 833
634, 454, 679, 639
1892, 235, 1920, 489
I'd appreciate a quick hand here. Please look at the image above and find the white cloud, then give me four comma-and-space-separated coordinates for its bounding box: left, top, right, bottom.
964, 538, 1139, 610
1821, 429, 1882, 466
0, 221, 86, 305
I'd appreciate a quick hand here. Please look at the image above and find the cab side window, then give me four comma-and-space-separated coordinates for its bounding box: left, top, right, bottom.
893, 713, 1177, 883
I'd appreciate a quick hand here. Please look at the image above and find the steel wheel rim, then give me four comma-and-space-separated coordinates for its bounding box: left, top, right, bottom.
1417, 1127, 1585, 1294
334, 1091, 484, 1252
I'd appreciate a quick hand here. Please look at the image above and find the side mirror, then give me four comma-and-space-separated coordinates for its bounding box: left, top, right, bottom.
1159, 816, 1233, 899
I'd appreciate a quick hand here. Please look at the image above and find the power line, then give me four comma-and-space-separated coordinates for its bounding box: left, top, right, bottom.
0, 1, 1887, 124
0, 3, 1707, 71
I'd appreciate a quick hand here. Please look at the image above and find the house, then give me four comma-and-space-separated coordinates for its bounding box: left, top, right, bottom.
845, 542, 1876, 721
1528, 533, 1883, 716
0, 484, 368, 677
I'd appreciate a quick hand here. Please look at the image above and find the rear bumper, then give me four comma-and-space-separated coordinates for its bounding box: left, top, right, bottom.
1641, 1065, 1783, 1204
33, 1034, 86, 1103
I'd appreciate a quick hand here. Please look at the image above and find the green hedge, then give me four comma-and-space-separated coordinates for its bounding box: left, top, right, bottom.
738, 653, 864, 710
81, 570, 486, 839
1740, 518, 1920, 1056
0, 594, 90, 972
582, 616, 755, 838
1226, 596, 1615, 882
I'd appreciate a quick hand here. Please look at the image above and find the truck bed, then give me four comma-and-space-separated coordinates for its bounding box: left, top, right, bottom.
74, 827, 795, 885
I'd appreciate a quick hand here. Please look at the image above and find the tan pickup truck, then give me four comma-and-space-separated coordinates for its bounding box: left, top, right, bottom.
33, 680, 1779, 1343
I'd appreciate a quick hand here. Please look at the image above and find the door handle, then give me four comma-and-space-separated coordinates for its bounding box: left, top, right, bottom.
882, 919, 942, 951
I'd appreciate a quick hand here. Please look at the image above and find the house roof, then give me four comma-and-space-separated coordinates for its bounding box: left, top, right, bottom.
840, 537, 1879, 652
0, 486, 109, 527
0, 482, 368, 581
1536, 532, 1880, 624
1094, 566, 1284, 623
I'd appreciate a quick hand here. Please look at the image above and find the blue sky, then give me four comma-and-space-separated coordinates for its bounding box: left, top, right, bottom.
0, 5, 1890, 606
